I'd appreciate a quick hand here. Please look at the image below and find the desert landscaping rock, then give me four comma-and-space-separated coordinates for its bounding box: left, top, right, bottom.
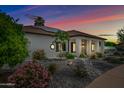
39, 59, 116, 88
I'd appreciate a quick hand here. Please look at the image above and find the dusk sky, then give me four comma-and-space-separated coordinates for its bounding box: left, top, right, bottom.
1, 5, 124, 42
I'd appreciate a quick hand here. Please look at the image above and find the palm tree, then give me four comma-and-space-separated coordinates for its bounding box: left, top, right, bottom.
34, 16, 45, 26
25, 14, 45, 26
55, 31, 69, 58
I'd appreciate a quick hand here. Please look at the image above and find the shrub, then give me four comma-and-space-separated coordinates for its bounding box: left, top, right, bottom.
113, 52, 121, 56
32, 49, 46, 60
90, 53, 97, 59
96, 52, 103, 58
79, 53, 87, 58
73, 65, 88, 78
65, 52, 75, 59
0, 11, 28, 67
90, 52, 103, 59
8, 61, 51, 88
104, 56, 124, 64
48, 63, 58, 75
110, 60, 124, 64
119, 57, 124, 61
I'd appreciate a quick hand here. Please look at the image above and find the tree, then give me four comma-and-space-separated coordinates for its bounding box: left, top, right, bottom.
55, 31, 69, 57
117, 27, 124, 44
116, 27, 124, 53
105, 41, 116, 47
34, 16, 45, 26
0, 11, 28, 67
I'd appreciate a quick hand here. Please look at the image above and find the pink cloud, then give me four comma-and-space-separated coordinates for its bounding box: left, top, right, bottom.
47, 6, 124, 29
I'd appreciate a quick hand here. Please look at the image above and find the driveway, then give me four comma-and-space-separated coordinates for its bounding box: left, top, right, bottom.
87, 64, 124, 88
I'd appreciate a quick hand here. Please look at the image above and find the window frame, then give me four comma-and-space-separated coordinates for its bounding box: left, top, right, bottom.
91, 41, 96, 52
71, 42, 76, 53
56, 42, 60, 52
56, 42, 66, 52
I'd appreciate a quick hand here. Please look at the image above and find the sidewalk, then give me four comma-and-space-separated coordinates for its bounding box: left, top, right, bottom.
87, 64, 124, 88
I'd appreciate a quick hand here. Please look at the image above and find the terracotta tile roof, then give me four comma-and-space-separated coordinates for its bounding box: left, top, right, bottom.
68, 30, 106, 40
23, 26, 55, 36
23, 26, 106, 40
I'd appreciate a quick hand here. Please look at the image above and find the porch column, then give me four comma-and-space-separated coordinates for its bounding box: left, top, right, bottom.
101, 41, 105, 54
96, 41, 100, 52
76, 38, 81, 57
87, 40, 92, 56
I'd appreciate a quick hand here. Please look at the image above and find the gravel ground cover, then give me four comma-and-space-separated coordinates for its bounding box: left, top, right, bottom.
40, 59, 116, 88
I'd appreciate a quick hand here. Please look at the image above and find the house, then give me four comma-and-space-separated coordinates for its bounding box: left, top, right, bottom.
23, 25, 106, 58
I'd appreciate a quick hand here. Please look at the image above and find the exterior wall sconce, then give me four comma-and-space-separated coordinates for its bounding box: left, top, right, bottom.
50, 44, 55, 50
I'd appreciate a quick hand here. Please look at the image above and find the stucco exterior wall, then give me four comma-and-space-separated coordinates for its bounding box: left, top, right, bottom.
25, 33, 58, 58
25, 33, 105, 58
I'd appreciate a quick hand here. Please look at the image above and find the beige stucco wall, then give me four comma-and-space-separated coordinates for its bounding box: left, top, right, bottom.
25, 33, 105, 58
25, 33, 59, 58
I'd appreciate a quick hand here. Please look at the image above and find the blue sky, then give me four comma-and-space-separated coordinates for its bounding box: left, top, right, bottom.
0, 5, 124, 42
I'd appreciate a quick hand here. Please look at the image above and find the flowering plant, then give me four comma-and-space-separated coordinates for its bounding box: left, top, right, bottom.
8, 61, 51, 88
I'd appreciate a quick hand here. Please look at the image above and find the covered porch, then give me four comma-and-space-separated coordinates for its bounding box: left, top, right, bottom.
68, 37, 104, 57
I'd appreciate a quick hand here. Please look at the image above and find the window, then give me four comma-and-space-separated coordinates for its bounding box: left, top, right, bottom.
99, 41, 102, 47
56, 42, 66, 52
62, 43, 66, 51
81, 40, 87, 54
56, 42, 60, 52
91, 41, 96, 52
71, 42, 76, 53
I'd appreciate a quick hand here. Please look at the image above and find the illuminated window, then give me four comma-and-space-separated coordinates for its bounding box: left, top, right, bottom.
91, 41, 96, 52
71, 42, 76, 53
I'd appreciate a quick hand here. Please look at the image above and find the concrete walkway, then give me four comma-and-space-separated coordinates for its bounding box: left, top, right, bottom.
87, 64, 124, 88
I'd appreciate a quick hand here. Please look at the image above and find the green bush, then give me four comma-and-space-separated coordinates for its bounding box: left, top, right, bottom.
119, 57, 124, 61
110, 61, 124, 64
65, 52, 75, 59
96, 52, 103, 58
90, 53, 97, 59
79, 53, 87, 58
48, 63, 58, 75
90, 52, 103, 59
32, 49, 46, 60
104, 56, 124, 64
73, 65, 88, 78
0, 11, 28, 67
